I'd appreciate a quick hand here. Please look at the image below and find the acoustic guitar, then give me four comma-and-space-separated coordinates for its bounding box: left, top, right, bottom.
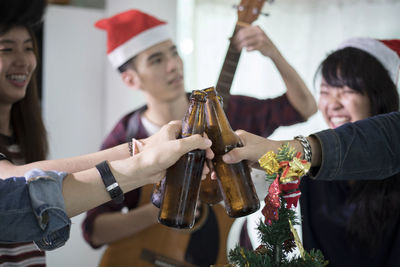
99, 1, 265, 266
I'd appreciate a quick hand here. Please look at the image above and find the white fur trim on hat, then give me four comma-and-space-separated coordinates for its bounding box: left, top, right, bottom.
108, 24, 172, 69
337, 37, 400, 85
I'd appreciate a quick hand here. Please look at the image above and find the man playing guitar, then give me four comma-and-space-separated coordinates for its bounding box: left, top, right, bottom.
81, 4, 316, 266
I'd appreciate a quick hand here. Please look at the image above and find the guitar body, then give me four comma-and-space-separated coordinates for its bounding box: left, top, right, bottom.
100, 184, 190, 267
99, 184, 234, 267
100, 219, 191, 266
99, 1, 265, 265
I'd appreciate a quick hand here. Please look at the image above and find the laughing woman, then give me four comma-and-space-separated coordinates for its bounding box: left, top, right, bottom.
298, 38, 400, 267
227, 37, 400, 266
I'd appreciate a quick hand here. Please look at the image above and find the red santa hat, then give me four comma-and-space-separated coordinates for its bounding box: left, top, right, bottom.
337, 37, 400, 86
95, 9, 172, 69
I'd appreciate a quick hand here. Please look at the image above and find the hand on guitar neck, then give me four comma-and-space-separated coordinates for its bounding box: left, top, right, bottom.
219, 23, 318, 119
231, 25, 280, 59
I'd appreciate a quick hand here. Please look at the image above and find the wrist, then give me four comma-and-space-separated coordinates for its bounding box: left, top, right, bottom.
96, 160, 124, 204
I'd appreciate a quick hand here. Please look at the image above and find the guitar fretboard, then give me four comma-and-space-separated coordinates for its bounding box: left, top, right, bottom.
215, 25, 244, 111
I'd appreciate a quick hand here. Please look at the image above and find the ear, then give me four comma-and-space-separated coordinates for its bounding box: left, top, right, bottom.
121, 70, 141, 90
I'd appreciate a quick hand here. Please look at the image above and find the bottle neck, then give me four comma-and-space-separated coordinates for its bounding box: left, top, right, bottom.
182, 98, 206, 138
205, 95, 233, 133
205, 95, 238, 154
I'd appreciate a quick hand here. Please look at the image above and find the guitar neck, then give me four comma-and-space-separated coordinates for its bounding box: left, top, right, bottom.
215, 25, 243, 111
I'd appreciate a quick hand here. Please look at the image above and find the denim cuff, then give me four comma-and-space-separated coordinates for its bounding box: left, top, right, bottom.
26, 169, 71, 250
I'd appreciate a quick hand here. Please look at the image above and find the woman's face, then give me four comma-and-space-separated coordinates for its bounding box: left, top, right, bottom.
318, 78, 371, 129
0, 26, 37, 105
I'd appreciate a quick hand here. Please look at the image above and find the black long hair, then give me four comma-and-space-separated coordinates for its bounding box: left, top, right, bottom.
317, 47, 400, 251
0, 0, 48, 163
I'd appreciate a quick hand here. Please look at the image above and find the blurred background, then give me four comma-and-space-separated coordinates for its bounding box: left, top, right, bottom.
41, 0, 400, 265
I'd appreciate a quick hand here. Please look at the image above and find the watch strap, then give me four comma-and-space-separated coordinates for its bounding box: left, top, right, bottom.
95, 160, 125, 204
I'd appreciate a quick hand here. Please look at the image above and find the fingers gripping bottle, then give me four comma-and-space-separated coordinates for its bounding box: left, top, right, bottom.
158, 90, 207, 228
204, 87, 259, 217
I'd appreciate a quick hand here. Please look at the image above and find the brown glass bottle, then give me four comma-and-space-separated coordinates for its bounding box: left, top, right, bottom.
199, 172, 223, 205
203, 87, 259, 217
199, 95, 224, 205
158, 90, 207, 229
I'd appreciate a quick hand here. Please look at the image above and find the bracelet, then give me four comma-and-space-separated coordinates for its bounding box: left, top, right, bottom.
128, 140, 133, 156
95, 160, 125, 204
128, 138, 141, 156
294, 135, 312, 162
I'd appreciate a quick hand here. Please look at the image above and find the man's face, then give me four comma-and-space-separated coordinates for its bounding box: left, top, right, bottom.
132, 40, 185, 102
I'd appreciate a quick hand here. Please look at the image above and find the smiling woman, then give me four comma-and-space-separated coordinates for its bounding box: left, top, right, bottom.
297, 38, 400, 267
0, 26, 48, 165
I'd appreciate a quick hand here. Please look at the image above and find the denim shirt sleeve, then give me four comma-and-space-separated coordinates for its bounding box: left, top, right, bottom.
308, 112, 400, 181
0, 169, 71, 250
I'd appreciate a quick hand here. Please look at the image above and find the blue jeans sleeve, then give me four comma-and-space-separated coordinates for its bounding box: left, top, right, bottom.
308, 112, 400, 181
0, 169, 71, 250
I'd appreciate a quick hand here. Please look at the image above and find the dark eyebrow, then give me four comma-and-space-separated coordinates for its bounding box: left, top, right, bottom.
0, 40, 15, 45
0, 38, 33, 45
146, 44, 177, 62
147, 52, 163, 62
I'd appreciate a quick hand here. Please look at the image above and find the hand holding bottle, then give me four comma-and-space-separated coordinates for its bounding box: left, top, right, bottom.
132, 121, 213, 185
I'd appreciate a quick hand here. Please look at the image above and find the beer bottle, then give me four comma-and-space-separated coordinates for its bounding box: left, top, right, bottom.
203, 87, 260, 217
199, 95, 224, 205
199, 171, 223, 205
158, 90, 207, 228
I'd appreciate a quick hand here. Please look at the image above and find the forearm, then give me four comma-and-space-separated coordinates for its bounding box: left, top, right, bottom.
0, 143, 130, 179
265, 137, 321, 167
62, 156, 148, 217
270, 52, 317, 119
91, 203, 159, 246
310, 112, 400, 180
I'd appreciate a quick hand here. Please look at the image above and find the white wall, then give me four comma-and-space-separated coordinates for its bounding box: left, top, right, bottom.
43, 5, 106, 267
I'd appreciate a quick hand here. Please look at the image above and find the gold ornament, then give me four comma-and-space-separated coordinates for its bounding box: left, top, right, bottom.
258, 151, 280, 175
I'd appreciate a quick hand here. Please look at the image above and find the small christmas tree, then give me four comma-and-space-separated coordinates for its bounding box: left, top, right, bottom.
227, 144, 328, 267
